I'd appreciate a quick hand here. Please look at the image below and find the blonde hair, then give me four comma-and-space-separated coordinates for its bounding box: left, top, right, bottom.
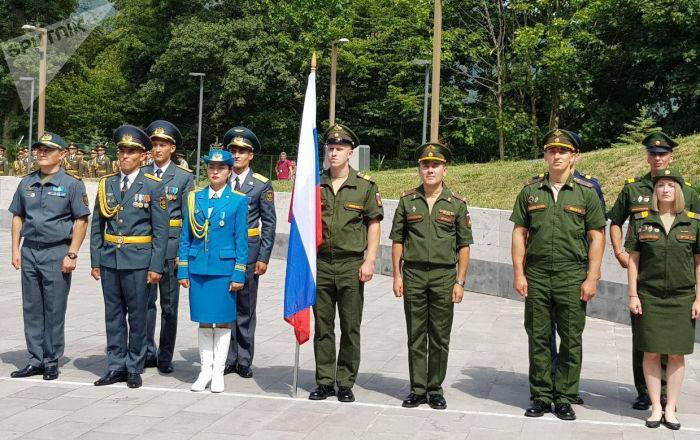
651, 180, 685, 214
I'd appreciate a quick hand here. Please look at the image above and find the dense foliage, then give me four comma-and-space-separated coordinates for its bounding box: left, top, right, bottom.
1, 0, 698, 162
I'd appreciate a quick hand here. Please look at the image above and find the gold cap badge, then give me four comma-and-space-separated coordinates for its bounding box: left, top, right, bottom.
41, 133, 52, 142
212, 152, 223, 161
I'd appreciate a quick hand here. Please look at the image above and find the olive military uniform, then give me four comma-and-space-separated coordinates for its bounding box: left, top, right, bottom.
315, 167, 384, 389
626, 209, 699, 355
94, 152, 112, 178
8, 133, 91, 374
608, 137, 700, 398
511, 173, 606, 404
390, 183, 473, 397
0, 146, 8, 175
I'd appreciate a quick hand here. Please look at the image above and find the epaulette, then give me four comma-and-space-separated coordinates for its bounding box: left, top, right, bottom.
573, 177, 593, 188
177, 164, 192, 173
144, 173, 161, 182
634, 210, 649, 220
625, 176, 641, 184
451, 192, 467, 203
524, 175, 544, 186
232, 189, 245, 196
100, 172, 118, 180
684, 181, 692, 187
357, 172, 373, 182
688, 211, 700, 220
401, 188, 416, 198
252, 172, 269, 183
68, 173, 82, 181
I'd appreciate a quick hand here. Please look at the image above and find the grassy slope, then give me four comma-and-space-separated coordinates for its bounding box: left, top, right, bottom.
272, 134, 700, 210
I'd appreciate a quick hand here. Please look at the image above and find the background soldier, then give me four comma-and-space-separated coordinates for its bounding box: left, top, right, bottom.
77, 147, 90, 178
143, 120, 194, 373
94, 145, 112, 178
88, 147, 98, 178
175, 152, 189, 169
390, 143, 472, 410
63, 143, 82, 178
90, 125, 168, 389
511, 129, 606, 421
220, 126, 277, 379
9, 132, 90, 381
309, 124, 383, 403
0, 145, 8, 175
607, 131, 700, 410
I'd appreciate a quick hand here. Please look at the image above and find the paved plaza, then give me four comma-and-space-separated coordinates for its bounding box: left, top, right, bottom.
0, 241, 699, 439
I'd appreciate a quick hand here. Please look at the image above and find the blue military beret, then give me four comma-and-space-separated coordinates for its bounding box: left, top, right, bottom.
223, 126, 261, 152
146, 120, 183, 148
113, 125, 152, 151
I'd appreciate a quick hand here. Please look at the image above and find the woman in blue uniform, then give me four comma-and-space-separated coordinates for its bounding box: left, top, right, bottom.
178, 150, 248, 393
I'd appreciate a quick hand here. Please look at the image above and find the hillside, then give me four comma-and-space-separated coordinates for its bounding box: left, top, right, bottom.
272, 134, 700, 210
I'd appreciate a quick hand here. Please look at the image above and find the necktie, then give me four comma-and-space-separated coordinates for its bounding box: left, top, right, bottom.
155, 168, 162, 178
234, 177, 241, 192
121, 176, 129, 192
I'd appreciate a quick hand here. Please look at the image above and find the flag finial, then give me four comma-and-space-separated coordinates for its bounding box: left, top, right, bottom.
311, 51, 317, 71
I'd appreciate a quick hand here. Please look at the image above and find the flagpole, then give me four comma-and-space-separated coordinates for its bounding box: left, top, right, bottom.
292, 340, 300, 397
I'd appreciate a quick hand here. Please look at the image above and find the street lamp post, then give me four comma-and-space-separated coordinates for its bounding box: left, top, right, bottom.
21, 25, 48, 138
412, 60, 431, 145
19, 77, 35, 159
189, 72, 205, 183
329, 38, 349, 126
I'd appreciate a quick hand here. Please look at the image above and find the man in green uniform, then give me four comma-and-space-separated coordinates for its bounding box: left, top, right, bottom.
607, 131, 700, 410
309, 124, 383, 403
63, 143, 82, 179
511, 129, 606, 421
94, 145, 112, 178
390, 143, 472, 410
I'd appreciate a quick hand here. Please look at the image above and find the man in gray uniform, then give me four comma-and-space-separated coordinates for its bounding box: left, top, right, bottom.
222, 126, 276, 379
144, 120, 194, 373
9, 132, 90, 381
90, 125, 168, 389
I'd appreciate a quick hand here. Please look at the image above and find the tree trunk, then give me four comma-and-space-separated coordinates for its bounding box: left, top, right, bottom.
548, 93, 559, 129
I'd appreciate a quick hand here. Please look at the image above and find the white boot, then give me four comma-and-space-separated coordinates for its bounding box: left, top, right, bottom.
210, 327, 231, 393
191, 327, 214, 392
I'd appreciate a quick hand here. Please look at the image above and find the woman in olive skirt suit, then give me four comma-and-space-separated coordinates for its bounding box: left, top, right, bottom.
626, 168, 700, 430
178, 149, 248, 393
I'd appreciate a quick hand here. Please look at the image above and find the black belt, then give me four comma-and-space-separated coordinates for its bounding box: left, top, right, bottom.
23, 239, 71, 250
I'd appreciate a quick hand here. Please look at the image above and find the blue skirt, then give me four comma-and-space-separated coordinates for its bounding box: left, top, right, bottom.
189, 274, 236, 324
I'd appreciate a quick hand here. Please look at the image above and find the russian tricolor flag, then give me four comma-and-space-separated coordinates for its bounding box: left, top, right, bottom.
284, 61, 322, 344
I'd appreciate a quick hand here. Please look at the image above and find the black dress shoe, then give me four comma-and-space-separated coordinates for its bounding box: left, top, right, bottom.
525, 400, 551, 417
337, 387, 355, 403
127, 373, 142, 388
223, 363, 237, 375
43, 366, 59, 381
645, 416, 662, 428
11, 364, 44, 378
308, 385, 335, 400
157, 364, 174, 374
632, 394, 651, 410
428, 394, 447, 410
662, 417, 680, 430
573, 395, 584, 405
554, 403, 576, 420
402, 393, 427, 408
237, 365, 253, 379
94, 370, 128, 386
144, 358, 158, 369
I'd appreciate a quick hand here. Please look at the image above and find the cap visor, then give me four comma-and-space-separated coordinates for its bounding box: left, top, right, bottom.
646, 146, 672, 153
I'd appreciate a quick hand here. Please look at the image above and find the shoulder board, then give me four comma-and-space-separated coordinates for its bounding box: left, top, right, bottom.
144, 173, 161, 182
524, 175, 544, 186
573, 177, 593, 188
684, 181, 692, 187
68, 173, 81, 181
401, 188, 416, 198
688, 211, 700, 220
625, 176, 641, 184
634, 210, 649, 220
357, 172, 373, 182
100, 172, 118, 180
177, 164, 192, 173
252, 172, 269, 183
451, 192, 467, 203
232, 190, 245, 196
